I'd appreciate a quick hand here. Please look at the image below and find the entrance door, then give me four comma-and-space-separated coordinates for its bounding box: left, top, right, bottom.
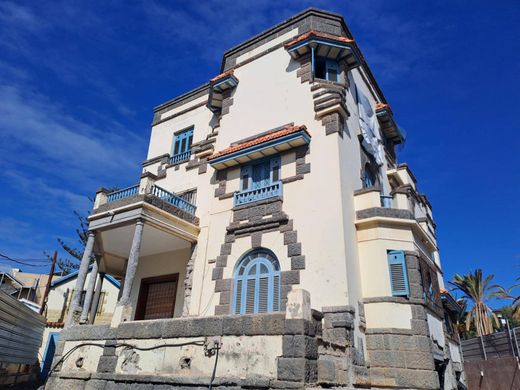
41, 332, 59, 379
135, 274, 178, 320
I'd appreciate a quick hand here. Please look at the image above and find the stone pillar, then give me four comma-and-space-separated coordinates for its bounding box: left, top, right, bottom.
80, 260, 99, 324
66, 231, 95, 326
89, 272, 105, 324
182, 244, 197, 316
111, 219, 144, 326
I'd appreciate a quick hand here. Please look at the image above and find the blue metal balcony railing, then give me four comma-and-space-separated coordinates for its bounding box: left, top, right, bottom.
170, 150, 191, 165
106, 185, 139, 202
380, 195, 393, 208
152, 185, 196, 215
234, 181, 282, 207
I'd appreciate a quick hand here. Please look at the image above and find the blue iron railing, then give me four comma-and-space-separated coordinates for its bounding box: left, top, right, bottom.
152, 185, 196, 215
106, 185, 139, 202
380, 195, 393, 208
234, 181, 282, 206
170, 151, 191, 165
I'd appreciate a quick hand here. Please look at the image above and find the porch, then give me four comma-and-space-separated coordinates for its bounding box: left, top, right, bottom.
66, 173, 200, 328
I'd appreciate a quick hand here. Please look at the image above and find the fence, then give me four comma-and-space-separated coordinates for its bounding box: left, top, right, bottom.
461, 327, 520, 390
0, 290, 46, 384
461, 326, 520, 361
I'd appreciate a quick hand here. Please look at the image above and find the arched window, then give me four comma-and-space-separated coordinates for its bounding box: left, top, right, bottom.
232, 249, 280, 314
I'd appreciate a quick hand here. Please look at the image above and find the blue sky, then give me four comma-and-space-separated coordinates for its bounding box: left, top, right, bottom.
0, 1, 519, 303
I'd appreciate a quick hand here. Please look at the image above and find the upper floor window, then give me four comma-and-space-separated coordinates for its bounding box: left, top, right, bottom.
387, 250, 410, 297
363, 163, 377, 188
232, 249, 280, 314
315, 57, 339, 82
235, 156, 282, 206
171, 127, 193, 164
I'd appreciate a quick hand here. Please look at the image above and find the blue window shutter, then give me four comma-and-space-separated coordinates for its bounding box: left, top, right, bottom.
233, 250, 280, 315
326, 60, 339, 82
172, 127, 194, 156
270, 156, 281, 183
387, 250, 409, 296
240, 165, 252, 190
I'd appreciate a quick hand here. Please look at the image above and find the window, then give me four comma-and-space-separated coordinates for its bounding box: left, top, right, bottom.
387, 250, 410, 297
233, 249, 280, 314
171, 127, 194, 164
135, 274, 178, 320
235, 156, 282, 206
363, 163, 376, 188
315, 57, 339, 82
241, 156, 281, 191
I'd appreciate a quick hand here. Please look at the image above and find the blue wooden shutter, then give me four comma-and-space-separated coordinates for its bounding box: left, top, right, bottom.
240, 165, 252, 190
387, 250, 409, 296
172, 128, 194, 156
270, 156, 281, 183
326, 60, 339, 82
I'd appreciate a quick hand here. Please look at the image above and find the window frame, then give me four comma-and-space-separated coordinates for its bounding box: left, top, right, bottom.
314, 57, 340, 82
240, 155, 281, 192
232, 249, 281, 315
387, 250, 410, 297
171, 127, 194, 163
135, 273, 179, 321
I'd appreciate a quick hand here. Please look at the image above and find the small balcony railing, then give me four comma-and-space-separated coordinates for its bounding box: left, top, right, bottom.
234, 181, 282, 206
105, 184, 196, 215
170, 151, 191, 165
106, 185, 139, 202
152, 185, 196, 215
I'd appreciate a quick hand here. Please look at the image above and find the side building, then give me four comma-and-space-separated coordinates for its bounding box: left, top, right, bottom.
47, 8, 465, 390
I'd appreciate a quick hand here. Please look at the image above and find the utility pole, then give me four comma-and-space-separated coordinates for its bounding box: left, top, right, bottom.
39, 251, 57, 315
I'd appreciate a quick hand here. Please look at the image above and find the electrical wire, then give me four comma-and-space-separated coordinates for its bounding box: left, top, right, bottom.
208, 345, 220, 390
43, 340, 210, 388
0, 253, 51, 267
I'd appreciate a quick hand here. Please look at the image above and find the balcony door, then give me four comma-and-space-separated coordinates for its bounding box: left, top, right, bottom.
252, 160, 270, 189
135, 273, 178, 320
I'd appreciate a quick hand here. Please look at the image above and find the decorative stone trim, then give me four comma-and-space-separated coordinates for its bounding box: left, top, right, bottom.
182, 244, 197, 316
142, 153, 170, 168
211, 197, 306, 314
92, 194, 199, 225
356, 207, 414, 220
364, 250, 448, 389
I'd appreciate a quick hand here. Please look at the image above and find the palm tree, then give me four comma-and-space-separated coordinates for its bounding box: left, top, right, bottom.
450, 269, 499, 336
493, 276, 520, 321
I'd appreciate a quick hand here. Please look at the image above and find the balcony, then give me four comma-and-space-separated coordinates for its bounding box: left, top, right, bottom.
353, 186, 437, 252
234, 181, 282, 206
169, 150, 191, 165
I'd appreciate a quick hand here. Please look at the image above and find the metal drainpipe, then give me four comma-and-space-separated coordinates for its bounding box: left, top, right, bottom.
479, 334, 487, 360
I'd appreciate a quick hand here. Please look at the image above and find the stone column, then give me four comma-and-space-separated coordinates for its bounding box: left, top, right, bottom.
66, 231, 95, 326
182, 244, 197, 316
80, 260, 99, 324
89, 272, 105, 324
111, 219, 144, 326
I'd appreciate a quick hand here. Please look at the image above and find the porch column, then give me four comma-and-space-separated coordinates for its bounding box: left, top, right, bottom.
182, 244, 197, 316
111, 219, 144, 326
67, 231, 96, 326
88, 272, 105, 324
79, 260, 99, 324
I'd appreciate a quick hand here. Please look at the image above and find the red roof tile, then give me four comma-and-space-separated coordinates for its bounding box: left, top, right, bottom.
210, 70, 235, 83
375, 102, 390, 111
284, 30, 354, 48
46, 321, 65, 327
208, 125, 309, 161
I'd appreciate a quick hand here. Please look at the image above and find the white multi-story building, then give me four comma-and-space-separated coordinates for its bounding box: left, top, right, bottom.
48, 8, 465, 390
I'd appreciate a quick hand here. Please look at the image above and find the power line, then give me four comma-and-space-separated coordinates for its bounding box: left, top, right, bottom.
0, 253, 51, 267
